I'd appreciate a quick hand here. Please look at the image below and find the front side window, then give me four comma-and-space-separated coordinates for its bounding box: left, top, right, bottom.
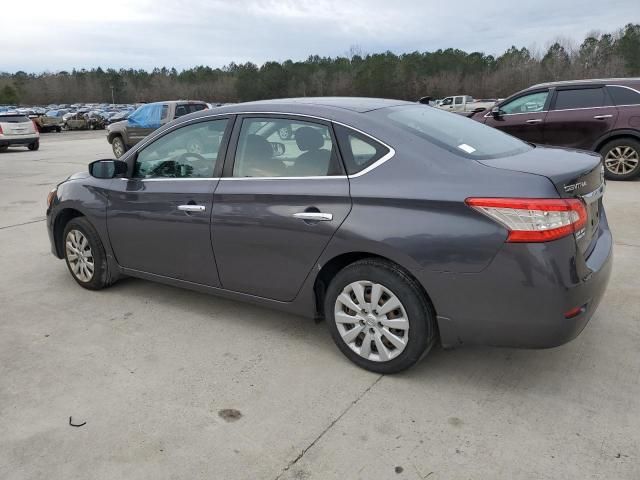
334, 124, 389, 175
133, 119, 228, 178
441, 97, 453, 106
378, 104, 531, 160
233, 117, 341, 177
553, 88, 609, 110
501, 91, 549, 114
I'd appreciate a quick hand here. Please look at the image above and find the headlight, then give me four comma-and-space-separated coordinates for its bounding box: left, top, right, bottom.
47, 188, 57, 208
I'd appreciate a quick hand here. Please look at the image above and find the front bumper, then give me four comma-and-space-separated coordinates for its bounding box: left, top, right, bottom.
426, 212, 613, 348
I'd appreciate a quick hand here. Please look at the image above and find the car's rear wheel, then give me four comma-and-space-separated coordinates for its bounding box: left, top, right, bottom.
324, 259, 436, 373
600, 138, 640, 180
63, 217, 111, 290
112, 136, 126, 158
28, 140, 39, 151
0, 145, 8, 153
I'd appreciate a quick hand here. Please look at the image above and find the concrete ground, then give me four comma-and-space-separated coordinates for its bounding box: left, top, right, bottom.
1, 131, 638, 480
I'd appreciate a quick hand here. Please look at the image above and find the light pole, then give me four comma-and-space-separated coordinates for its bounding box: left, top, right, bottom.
110, 86, 115, 105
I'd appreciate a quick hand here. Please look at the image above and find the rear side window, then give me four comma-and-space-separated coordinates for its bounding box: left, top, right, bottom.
454, 97, 463, 105
334, 124, 389, 175
607, 85, 640, 106
553, 88, 610, 110
0, 115, 29, 123
377, 105, 531, 160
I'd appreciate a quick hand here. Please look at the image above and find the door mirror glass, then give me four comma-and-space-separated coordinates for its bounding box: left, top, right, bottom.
89, 159, 128, 179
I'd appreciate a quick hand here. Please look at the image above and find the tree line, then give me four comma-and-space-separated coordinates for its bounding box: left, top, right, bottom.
1, 23, 639, 106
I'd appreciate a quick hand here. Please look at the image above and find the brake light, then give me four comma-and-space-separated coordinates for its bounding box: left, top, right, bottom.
32, 120, 39, 132
465, 197, 587, 243
0, 124, 3, 134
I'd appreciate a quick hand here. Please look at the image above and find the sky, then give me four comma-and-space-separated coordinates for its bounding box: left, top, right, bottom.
2, 0, 639, 73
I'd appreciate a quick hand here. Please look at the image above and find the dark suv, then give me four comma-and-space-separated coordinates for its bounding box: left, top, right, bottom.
472, 78, 640, 180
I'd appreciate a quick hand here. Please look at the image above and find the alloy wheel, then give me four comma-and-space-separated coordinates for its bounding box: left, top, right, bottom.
65, 229, 94, 282
334, 280, 409, 362
604, 146, 639, 175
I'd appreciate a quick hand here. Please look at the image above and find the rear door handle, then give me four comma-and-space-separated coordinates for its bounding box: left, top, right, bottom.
178, 204, 206, 212
293, 212, 333, 221
593, 114, 613, 119
526, 119, 542, 124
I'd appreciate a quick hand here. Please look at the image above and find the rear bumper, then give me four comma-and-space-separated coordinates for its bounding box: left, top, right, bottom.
426, 212, 613, 349
0, 134, 39, 146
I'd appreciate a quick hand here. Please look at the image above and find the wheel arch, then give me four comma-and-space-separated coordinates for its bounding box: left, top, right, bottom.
312, 251, 438, 323
593, 129, 640, 153
52, 208, 85, 258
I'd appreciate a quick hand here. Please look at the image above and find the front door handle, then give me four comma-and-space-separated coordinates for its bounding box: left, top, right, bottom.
178, 204, 206, 213
593, 114, 613, 120
293, 212, 333, 221
526, 119, 542, 124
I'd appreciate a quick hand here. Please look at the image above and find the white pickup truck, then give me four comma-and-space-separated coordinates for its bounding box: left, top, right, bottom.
435, 95, 496, 115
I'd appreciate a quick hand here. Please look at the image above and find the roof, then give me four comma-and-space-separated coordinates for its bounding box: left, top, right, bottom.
529, 77, 640, 89
217, 97, 411, 114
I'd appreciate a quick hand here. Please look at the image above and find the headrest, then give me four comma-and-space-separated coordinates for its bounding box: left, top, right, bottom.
295, 127, 324, 151
245, 134, 273, 159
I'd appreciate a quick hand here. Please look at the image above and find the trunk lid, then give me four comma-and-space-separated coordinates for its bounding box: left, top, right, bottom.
477, 145, 604, 254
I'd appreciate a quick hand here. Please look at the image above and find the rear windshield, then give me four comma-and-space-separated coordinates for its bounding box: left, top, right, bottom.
0, 115, 30, 123
375, 105, 531, 159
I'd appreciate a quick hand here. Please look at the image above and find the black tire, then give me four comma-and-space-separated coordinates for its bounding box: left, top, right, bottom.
324, 258, 437, 374
600, 138, 640, 180
28, 140, 39, 151
111, 136, 127, 158
0, 145, 8, 153
62, 217, 112, 290
56, 126, 62, 133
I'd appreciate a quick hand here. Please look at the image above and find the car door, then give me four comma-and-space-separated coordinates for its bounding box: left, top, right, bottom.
106, 116, 233, 286
482, 90, 550, 143
543, 86, 618, 149
212, 115, 351, 302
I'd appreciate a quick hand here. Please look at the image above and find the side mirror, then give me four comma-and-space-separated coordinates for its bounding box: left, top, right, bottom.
491, 106, 503, 118
88, 159, 128, 179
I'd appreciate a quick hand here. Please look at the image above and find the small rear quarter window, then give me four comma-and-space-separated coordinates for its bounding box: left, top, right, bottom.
607, 85, 640, 106
334, 124, 390, 175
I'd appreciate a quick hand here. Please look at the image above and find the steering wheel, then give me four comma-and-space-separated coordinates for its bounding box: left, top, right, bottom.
176, 152, 210, 177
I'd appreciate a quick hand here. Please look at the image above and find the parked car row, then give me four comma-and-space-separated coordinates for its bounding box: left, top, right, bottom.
0, 103, 138, 133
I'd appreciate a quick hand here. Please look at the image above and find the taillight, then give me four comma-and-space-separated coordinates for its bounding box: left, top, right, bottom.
32, 120, 39, 132
0, 124, 3, 134
465, 197, 587, 243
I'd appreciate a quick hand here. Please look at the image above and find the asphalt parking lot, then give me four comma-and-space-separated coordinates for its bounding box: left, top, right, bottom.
1, 131, 639, 480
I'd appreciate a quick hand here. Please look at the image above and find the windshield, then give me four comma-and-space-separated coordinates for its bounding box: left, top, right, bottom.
376, 105, 532, 160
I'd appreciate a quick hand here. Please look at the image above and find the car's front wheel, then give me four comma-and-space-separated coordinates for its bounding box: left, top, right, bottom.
111, 136, 127, 158
28, 140, 39, 151
324, 259, 437, 373
600, 138, 640, 180
63, 217, 112, 290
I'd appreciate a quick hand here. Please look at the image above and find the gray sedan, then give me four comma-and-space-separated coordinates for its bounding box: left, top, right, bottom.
46, 98, 612, 373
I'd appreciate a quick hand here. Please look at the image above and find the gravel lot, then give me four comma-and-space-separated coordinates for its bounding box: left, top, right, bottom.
1, 131, 639, 480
